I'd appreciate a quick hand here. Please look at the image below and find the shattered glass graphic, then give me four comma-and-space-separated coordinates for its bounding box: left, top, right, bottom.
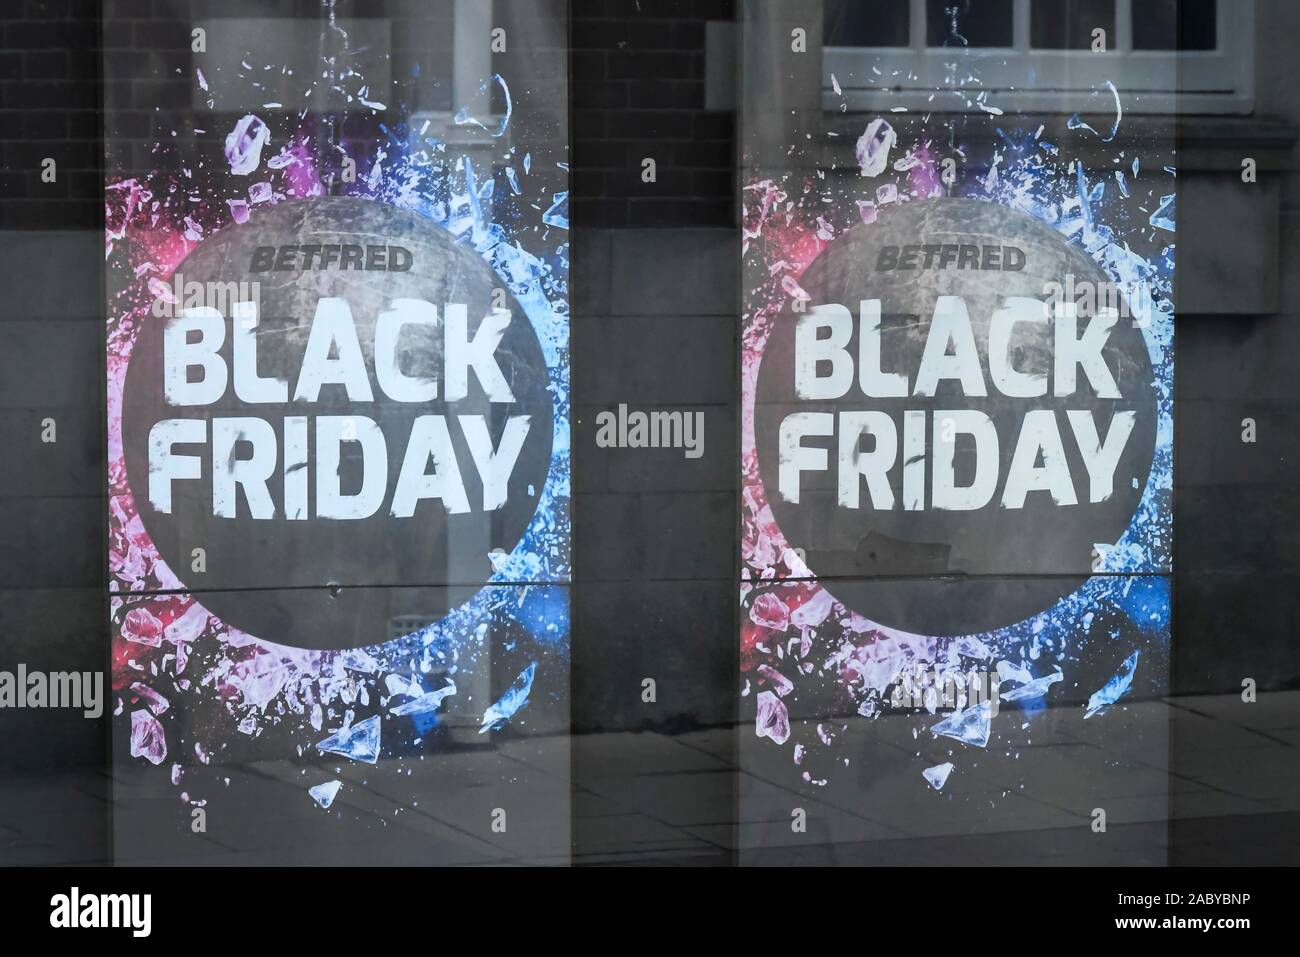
105, 19, 569, 823
741, 51, 1173, 795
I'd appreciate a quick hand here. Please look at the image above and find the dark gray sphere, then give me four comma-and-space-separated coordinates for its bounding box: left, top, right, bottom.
755, 199, 1156, 636
122, 196, 553, 649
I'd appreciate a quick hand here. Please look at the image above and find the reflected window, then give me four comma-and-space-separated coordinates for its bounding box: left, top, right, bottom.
823, 0, 1252, 115
824, 0, 910, 48
927, 0, 1014, 48
1134, 0, 1219, 50
1030, 0, 1116, 50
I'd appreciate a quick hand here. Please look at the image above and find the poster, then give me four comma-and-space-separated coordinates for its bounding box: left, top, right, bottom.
103, 1, 570, 864
740, 5, 1174, 862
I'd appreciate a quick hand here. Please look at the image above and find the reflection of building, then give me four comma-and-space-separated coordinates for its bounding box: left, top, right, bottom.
824, 0, 1252, 114
698, 0, 1297, 695
0, 0, 1297, 867
569, 0, 1300, 862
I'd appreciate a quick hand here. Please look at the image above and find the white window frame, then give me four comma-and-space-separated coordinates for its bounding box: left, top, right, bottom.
824, 0, 1254, 115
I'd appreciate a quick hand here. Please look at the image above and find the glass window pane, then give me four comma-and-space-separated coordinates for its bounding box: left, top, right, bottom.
1031, 0, 1117, 49
1134, 0, 1218, 50
824, 0, 911, 47
927, 0, 1015, 47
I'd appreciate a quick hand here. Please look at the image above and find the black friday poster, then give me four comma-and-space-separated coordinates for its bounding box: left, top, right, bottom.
740, 9, 1174, 858
103, 2, 570, 863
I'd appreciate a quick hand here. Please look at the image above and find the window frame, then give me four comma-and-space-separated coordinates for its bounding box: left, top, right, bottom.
823, 0, 1255, 115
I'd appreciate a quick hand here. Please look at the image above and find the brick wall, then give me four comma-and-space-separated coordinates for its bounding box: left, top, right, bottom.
0, 0, 101, 231
0, 0, 739, 231
1, 0, 740, 224
570, 0, 735, 228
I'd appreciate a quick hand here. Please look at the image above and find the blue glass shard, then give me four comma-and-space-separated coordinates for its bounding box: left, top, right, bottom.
1149, 194, 1175, 231
389, 682, 456, 716
316, 714, 381, 764
1001, 669, 1063, 702
931, 701, 992, 748
923, 762, 954, 791
1085, 651, 1140, 719
480, 663, 536, 733
308, 779, 342, 809
542, 192, 568, 230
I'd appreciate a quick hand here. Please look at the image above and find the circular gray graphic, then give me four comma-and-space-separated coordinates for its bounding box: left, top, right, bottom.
122, 197, 552, 649
755, 199, 1156, 636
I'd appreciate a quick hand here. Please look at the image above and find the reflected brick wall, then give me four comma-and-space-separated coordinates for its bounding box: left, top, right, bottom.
2, 0, 1298, 867
570, 0, 734, 227
0, 0, 101, 231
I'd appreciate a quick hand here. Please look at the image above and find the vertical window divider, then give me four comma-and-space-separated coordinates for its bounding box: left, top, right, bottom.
910, 0, 927, 53
1116, 0, 1134, 54
1013, 0, 1030, 54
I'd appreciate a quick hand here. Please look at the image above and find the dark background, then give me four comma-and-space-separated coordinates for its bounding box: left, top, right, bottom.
1, 0, 1297, 865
